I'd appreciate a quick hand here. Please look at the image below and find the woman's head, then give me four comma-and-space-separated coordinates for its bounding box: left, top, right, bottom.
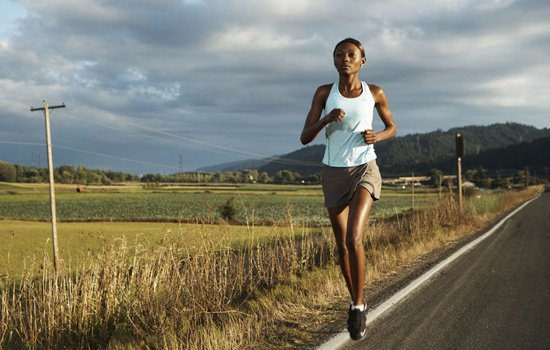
333, 38, 365, 58
333, 38, 366, 75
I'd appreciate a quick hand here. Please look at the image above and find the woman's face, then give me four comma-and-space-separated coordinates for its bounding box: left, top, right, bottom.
333, 42, 365, 76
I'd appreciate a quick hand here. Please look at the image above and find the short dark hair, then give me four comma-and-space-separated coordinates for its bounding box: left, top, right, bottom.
333, 38, 365, 58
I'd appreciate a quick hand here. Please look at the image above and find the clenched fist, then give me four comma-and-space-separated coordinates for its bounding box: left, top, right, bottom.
325, 108, 346, 123
362, 129, 378, 144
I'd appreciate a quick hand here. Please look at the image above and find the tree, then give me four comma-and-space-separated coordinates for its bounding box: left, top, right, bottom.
75, 166, 88, 184
258, 172, 270, 184
306, 173, 322, 184
467, 167, 491, 188
0, 161, 16, 182
428, 168, 444, 189
274, 170, 299, 184
241, 169, 259, 183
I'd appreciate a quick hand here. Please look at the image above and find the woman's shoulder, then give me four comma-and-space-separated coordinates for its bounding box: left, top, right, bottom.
316, 83, 334, 94
313, 83, 335, 99
366, 82, 382, 93
366, 83, 386, 100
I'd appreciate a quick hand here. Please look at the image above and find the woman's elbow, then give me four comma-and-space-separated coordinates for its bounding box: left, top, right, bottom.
385, 123, 397, 139
391, 124, 398, 138
300, 132, 311, 145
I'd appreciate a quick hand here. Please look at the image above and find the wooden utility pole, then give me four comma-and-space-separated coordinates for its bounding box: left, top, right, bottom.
31, 100, 66, 272
456, 133, 465, 211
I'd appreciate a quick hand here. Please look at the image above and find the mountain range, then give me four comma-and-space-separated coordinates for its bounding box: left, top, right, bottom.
198, 123, 550, 178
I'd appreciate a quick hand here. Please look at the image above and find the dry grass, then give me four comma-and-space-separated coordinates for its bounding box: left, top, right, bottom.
0, 220, 335, 349
0, 187, 541, 349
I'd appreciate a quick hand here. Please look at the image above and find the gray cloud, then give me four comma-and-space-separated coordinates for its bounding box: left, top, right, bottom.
1, 0, 549, 173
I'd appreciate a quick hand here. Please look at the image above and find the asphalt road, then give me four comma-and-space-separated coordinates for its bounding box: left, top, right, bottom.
341, 192, 550, 350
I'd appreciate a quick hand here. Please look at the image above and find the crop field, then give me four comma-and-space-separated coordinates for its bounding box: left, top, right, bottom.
0, 182, 436, 224
0, 181, 437, 275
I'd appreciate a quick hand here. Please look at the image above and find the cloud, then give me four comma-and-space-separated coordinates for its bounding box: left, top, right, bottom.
0, 0, 549, 173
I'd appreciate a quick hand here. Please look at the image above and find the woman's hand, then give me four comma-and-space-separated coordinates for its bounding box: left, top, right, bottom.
362, 129, 378, 144
324, 108, 346, 123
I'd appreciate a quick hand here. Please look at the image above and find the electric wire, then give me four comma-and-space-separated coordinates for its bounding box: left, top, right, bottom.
0, 140, 179, 170
65, 106, 323, 168
5, 106, 323, 172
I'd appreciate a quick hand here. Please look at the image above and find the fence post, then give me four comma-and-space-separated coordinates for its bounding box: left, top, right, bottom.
456, 133, 464, 211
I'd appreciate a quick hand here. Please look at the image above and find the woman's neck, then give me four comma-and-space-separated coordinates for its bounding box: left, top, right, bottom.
338, 75, 362, 96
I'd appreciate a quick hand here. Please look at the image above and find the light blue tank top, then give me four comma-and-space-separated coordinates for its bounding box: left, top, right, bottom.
322, 81, 377, 167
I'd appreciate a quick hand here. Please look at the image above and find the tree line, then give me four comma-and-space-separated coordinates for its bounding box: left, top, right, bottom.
427, 167, 543, 191
1, 160, 543, 188
125, 169, 320, 184
0, 161, 138, 184
0, 161, 316, 185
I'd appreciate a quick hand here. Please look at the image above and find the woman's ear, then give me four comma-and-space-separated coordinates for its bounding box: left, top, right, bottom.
361, 57, 366, 66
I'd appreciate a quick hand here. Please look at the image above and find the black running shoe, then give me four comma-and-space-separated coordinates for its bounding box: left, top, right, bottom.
348, 308, 367, 341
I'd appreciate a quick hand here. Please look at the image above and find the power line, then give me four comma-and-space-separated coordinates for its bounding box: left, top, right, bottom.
65, 107, 323, 168
4, 110, 323, 171
0, 140, 179, 170
54, 144, 180, 170
0, 140, 43, 147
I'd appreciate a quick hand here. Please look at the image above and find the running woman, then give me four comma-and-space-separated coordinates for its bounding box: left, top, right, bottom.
300, 38, 397, 340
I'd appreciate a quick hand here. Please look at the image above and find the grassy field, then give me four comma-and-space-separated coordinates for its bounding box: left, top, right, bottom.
0, 182, 436, 224
0, 220, 311, 277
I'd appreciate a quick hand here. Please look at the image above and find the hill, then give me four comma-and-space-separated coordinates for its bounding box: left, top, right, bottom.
198, 158, 271, 173
461, 136, 550, 177
200, 123, 549, 177
376, 123, 550, 175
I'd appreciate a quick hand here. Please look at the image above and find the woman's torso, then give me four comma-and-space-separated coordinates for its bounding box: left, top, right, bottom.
322, 81, 376, 167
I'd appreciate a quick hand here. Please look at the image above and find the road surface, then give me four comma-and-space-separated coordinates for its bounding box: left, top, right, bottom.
340, 192, 550, 350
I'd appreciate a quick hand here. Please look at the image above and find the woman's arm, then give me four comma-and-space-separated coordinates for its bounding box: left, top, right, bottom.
363, 84, 397, 144
300, 84, 345, 145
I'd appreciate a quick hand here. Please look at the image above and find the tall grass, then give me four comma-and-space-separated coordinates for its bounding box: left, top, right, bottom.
0, 187, 540, 349
0, 221, 335, 349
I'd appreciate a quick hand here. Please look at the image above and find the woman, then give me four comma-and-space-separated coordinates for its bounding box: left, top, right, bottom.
300, 38, 397, 340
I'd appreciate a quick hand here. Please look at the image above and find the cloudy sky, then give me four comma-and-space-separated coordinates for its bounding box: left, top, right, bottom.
1, 0, 549, 174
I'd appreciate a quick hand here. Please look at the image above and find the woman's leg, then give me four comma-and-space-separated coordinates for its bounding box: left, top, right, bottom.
346, 187, 374, 306
327, 204, 354, 301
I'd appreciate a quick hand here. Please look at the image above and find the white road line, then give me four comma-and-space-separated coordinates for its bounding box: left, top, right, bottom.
318, 194, 540, 350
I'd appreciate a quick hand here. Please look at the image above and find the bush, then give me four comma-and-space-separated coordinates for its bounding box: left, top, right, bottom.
463, 186, 478, 197
219, 197, 237, 222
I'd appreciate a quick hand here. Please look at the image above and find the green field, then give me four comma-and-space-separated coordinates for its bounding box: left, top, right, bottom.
0, 182, 435, 224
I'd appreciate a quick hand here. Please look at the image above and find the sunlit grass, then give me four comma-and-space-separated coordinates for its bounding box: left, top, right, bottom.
0, 220, 310, 276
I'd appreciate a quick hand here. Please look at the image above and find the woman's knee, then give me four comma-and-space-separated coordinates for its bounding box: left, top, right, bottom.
336, 243, 349, 258
346, 232, 363, 252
